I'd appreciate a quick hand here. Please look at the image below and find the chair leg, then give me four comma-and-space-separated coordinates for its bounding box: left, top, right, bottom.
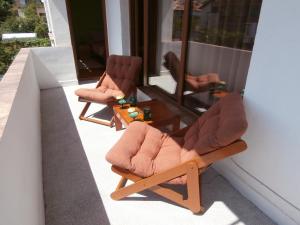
78, 102, 114, 127
186, 162, 203, 213
110, 162, 204, 213
79, 102, 91, 120
116, 177, 128, 191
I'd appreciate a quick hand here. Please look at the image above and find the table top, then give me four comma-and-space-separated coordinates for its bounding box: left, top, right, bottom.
113, 99, 179, 126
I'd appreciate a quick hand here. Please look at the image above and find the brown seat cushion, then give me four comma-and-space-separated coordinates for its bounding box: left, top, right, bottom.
106, 93, 247, 184
75, 55, 142, 103
185, 73, 220, 92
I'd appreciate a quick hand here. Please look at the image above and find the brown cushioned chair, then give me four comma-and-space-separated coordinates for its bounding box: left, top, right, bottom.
106, 93, 247, 213
163, 51, 222, 93
75, 55, 142, 126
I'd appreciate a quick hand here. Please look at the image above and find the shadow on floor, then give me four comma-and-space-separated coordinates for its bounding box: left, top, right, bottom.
41, 87, 110, 225
87, 106, 114, 122
121, 167, 274, 224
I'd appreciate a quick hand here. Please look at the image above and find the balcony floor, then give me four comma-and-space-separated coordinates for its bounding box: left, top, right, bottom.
41, 84, 275, 225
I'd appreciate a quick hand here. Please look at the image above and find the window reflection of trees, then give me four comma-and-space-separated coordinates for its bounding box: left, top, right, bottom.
172, 0, 262, 50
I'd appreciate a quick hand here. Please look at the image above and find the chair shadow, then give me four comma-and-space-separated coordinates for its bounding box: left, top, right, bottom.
87, 105, 114, 121
41, 87, 110, 225
118, 167, 274, 223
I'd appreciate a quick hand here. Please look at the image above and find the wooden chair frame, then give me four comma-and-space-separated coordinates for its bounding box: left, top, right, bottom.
78, 72, 136, 127
110, 139, 247, 213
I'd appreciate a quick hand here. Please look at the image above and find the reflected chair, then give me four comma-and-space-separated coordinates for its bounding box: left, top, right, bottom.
106, 93, 247, 213
163, 51, 222, 93
75, 55, 142, 126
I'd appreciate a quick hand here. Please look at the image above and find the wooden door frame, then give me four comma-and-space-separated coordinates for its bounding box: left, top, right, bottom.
65, 0, 109, 81
177, 0, 191, 104
143, 0, 149, 86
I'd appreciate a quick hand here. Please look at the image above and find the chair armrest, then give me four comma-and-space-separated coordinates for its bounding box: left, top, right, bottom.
195, 140, 247, 168
95, 72, 106, 88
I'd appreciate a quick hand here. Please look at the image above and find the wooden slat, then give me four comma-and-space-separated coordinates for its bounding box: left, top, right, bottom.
110, 139, 247, 213
195, 140, 247, 168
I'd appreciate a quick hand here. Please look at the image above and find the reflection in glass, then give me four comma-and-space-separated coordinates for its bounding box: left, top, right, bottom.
148, 0, 185, 98
183, 0, 262, 113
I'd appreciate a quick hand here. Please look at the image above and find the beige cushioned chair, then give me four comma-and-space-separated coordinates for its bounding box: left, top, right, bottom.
106, 93, 248, 213
75, 55, 142, 126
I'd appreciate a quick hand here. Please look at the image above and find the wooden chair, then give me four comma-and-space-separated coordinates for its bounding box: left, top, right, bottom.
75, 55, 142, 126
106, 93, 248, 213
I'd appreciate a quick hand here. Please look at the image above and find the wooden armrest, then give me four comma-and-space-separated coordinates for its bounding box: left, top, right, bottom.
96, 72, 106, 88
195, 140, 247, 168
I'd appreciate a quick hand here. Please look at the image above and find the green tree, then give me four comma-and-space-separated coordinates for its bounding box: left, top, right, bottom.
0, 0, 50, 75
0, 0, 13, 23
0, 1, 48, 37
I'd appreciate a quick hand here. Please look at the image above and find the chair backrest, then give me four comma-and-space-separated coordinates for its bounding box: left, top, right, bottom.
163, 51, 180, 82
100, 55, 142, 96
183, 93, 248, 157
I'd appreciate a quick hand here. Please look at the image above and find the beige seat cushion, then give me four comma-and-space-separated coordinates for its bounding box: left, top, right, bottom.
75, 87, 123, 104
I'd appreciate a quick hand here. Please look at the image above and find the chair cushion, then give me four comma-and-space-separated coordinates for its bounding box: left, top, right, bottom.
183, 93, 247, 156
75, 87, 123, 104
101, 55, 142, 96
106, 122, 168, 177
185, 73, 220, 91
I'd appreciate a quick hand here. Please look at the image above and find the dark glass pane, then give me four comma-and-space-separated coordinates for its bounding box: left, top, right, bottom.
148, 0, 185, 99
183, 0, 262, 113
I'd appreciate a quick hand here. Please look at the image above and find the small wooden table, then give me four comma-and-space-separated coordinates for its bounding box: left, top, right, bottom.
113, 99, 180, 132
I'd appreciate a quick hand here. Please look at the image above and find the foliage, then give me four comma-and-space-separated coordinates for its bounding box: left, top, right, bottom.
0, 0, 13, 23
0, 1, 48, 38
0, 1, 50, 76
0, 38, 50, 75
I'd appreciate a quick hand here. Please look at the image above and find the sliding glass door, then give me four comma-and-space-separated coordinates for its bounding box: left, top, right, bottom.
147, 0, 187, 100
183, 0, 262, 113
143, 0, 262, 112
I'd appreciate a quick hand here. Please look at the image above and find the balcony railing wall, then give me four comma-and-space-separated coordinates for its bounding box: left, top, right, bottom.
0, 46, 77, 225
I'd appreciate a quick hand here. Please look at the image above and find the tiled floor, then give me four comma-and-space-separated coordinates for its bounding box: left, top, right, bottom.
41, 83, 275, 225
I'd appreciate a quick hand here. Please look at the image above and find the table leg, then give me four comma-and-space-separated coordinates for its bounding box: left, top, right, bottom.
114, 114, 122, 131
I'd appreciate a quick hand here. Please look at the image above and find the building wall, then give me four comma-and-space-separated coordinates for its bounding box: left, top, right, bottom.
0, 50, 45, 225
105, 0, 131, 55
214, 0, 300, 224
43, 0, 72, 47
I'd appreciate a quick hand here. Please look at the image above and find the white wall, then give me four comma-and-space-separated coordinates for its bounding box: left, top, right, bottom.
31, 47, 77, 89
0, 51, 45, 225
105, 0, 131, 55
120, 0, 131, 55
214, 0, 300, 224
44, 0, 72, 47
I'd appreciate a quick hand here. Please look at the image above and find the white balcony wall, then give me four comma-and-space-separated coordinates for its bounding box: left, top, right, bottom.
0, 49, 45, 225
30, 47, 77, 89
0, 46, 79, 225
214, 0, 300, 224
